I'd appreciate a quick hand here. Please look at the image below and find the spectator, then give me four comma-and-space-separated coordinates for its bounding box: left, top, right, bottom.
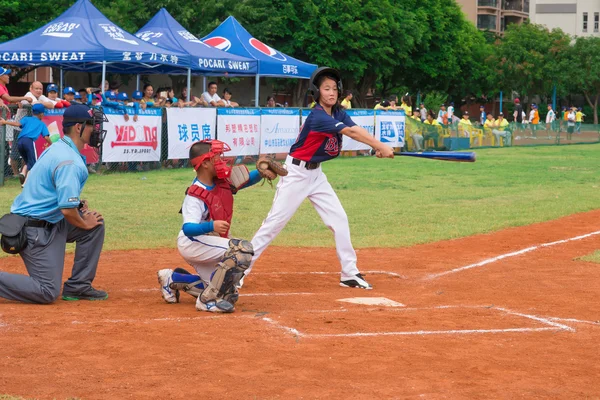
202, 81, 224, 107
162, 87, 182, 108
130, 91, 143, 122
221, 88, 239, 107
566, 107, 576, 139
528, 103, 539, 138
447, 102, 455, 123
266, 96, 276, 107
0, 104, 52, 186
73, 93, 83, 104
479, 105, 486, 126
340, 90, 353, 110
419, 103, 427, 122
437, 104, 448, 125
103, 91, 129, 121
20, 81, 54, 108
374, 100, 391, 110
77, 88, 88, 100
46, 84, 61, 108
409, 110, 424, 151
399, 94, 411, 115
575, 107, 585, 133
180, 87, 206, 107
483, 113, 495, 143
545, 104, 556, 139
63, 86, 76, 106
140, 84, 162, 110
492, 113, 509, 146
103, 80, 109, 92
423, 112, 441, 148
459, 111, 472, 138
513, 98, 524, 132
0, 67, 33, 105
109, 81, 121, 95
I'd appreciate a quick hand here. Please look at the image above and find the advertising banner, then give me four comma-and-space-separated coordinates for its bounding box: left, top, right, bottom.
101, 108, 162, 162
259, 108, 300, 154
166, 108, 216, 159
375, 109, 405, 147
216, 108, 261, 156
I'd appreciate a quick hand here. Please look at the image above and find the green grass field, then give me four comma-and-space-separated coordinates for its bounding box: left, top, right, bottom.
1, 144, 599, 254
579, 250, 600, 264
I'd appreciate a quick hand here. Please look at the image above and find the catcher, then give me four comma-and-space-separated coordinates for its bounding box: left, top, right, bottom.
157, 140, 286, 313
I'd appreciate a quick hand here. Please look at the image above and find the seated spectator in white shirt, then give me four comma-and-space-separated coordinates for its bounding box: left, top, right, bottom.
201, 81, 225, 107
222, 88, 239, 107
21, 81, 55, 108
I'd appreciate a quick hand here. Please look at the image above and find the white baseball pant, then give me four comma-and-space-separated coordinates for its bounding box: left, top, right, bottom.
177, 234, 229, 283
247, 155, 360, 279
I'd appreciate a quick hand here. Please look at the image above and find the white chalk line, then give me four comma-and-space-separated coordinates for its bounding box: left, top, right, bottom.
426, 230, 600, 280
252, 270, 407, 278
495, 307, 575, 332
548, 317, 600, 327
259, 305, 577, 339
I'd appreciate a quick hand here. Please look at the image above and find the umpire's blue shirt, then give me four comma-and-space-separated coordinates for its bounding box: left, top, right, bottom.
11, 136, 88, 223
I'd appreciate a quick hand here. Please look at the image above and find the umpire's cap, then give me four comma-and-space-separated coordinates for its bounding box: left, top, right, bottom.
309, 67, 343, 101
63, 104, 94, 129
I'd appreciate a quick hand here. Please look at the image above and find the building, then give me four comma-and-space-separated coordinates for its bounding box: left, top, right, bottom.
529, 0, 600, 36
456, 0, 530, 34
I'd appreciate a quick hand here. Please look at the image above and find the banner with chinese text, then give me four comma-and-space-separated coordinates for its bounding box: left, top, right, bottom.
375, 110, 405, 147
101, 108, 162, 162
216, 108, 261, 156
166, 108, 216, 159
259, 108, 300, 154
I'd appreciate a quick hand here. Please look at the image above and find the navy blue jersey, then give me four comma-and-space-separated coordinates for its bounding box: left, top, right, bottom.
290, 104, 356, 163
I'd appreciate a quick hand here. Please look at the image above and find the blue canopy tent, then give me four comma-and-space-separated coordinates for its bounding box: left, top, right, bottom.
201, 16, 317, 106
0, 0, 190, 93
135, 9, 257, 101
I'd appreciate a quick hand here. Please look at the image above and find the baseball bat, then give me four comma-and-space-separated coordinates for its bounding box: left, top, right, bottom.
372, 150, 476, 162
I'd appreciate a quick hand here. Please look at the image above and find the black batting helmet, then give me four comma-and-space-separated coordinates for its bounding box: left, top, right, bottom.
309, 67, 343, 101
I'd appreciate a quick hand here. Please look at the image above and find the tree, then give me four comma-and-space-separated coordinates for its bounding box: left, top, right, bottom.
564, 36, 600, 124
493, 22, 571, 98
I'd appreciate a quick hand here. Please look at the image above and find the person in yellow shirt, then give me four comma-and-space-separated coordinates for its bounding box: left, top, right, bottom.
399, 94, 412, 116
408, 109, 423, 150
575, 107, 585, 133
492, 112, 510, 146
340, 90, 352, 110
423, 113, 441, 148
374, 99, 390, 110
483, 113, 495, 143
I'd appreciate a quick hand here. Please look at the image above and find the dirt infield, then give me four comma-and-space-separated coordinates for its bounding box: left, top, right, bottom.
1, 210, 600, 399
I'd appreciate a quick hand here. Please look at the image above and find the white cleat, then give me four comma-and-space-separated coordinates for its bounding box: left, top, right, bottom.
157, 269, 178, 304
195, 296, 234, 313
340, 273, 373, 290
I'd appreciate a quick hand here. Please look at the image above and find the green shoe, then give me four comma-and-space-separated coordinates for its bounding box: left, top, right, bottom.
62, 288, 108, 301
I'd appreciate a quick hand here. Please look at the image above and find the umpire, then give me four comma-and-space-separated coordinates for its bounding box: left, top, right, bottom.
0, 104, 107, 303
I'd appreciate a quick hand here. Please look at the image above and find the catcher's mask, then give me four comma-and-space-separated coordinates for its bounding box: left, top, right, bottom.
62, 105, 108, 150
309, 67, 343, 102
190, 139, 232, 179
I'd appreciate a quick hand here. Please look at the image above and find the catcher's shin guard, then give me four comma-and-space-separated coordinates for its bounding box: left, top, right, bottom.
200, 239, 254, 304
169, 267, 206, 298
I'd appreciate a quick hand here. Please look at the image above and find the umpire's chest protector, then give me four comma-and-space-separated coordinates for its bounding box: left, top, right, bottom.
186, 180, 234, 238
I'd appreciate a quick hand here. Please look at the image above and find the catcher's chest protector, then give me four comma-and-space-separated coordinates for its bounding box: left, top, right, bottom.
186, 180, 234, 238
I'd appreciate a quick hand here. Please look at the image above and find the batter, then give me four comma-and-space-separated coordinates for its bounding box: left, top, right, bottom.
246, 67, 394, 289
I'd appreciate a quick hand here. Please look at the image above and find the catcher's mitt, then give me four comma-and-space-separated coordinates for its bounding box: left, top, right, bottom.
256, 156, 288, 182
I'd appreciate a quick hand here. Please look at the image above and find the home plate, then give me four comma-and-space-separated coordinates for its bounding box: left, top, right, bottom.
337, 297, 405, 307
